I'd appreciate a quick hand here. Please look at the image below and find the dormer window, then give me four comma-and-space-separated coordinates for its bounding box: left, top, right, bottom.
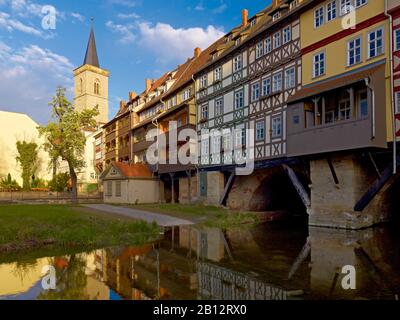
273, 11, 281, 21
290, 0, 301, 10
235, 38, 241, 46
251, 19, 257, 27
212, 52, 218, 60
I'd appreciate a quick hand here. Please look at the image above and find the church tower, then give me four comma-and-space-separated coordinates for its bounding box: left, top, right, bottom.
73, 22, 109, 125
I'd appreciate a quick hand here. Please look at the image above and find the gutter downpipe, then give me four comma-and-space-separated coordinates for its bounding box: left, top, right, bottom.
365, 77, 376, 140
153, 97, 165, 203
385, 0, 397, 174
192, 74, 200, 200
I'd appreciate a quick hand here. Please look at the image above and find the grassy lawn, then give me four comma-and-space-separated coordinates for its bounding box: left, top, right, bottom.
0, 204, 160, 254
127, 203, 261, 229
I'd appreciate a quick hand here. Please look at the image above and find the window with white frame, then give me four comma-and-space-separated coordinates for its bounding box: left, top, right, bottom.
235, 128, 246, 147
233, 55, 242, 72
272, 116, 282, 138
262, 78, 271, 96
395, 29, 400, 51
283, 26, 292, 44
339, 99, 351, 120
181, 88, 191, 101
235, 90, 244, 109
396, 92, 400, 114
368, 27, 384, 59
314, 7, 324, 28
272, 73, 282, 92
355, 0, 367, 8
201, 104, 209, 120
256, 41, 264, 59
265, 37, 272, 53
214, 67, 222, 82
251, 82, 260, 101
348, 37, 362, 66
285, 67, 296, 89
223, 131, 232, 151
251, 19, 257, 27
201, 139, 209, 156
256, 121, 265, 141
211, 135, 221, 154
273, 32, 281, 49
200, 75, 207, 89
327, 1, 337, 21
313, 52, 325, 78
340, 0, 352, 15
236, 38, 241, 46
215, 98, 224, 117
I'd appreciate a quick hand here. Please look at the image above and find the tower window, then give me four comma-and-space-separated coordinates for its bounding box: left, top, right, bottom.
79, 78, 83, 93
94, 79, 100, 95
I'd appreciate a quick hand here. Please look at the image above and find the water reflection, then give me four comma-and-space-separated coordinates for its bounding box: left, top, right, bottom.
0, 221, 399, 300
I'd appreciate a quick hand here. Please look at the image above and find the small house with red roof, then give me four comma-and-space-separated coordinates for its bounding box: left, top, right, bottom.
100, 162, 162, 204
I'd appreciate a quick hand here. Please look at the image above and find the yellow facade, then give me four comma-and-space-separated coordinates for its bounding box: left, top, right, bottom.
73, 64, 110, 125
300, 0, 393, 141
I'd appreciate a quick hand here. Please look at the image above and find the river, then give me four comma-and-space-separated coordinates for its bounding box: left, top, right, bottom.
1, 219, 400, 300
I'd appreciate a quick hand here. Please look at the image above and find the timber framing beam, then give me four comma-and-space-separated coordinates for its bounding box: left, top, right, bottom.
282, 164, 311, 209
219, 171, 236, 206
354, 153, 400, 212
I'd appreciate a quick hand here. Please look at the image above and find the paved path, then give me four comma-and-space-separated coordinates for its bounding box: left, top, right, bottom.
83, 204, 194, 227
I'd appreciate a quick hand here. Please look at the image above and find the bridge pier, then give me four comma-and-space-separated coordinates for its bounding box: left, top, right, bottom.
309, 154, 393, 230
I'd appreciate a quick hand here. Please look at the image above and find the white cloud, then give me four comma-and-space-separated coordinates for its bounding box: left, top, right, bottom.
106, 20, 136, 44
212, 3, 227, 14
117, 12, 140, 19
70, 12, 85, 22
0, 11, 44, 36
107, 0, 141, 7
137, 22, 224, 62
194, 2, 205, 11
0, 41, 74, 123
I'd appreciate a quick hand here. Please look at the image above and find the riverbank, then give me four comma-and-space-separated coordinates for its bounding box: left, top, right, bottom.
0, 204, 160, 254
120, 203, 261, 229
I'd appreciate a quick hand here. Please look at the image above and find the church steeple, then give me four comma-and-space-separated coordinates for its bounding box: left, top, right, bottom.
83, 19, 100, 68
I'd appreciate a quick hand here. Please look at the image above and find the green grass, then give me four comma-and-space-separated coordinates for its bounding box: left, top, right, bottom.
128, 203, 261, 229
0, 204, 160, 253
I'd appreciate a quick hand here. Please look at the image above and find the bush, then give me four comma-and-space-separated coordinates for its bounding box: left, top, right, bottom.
86, 183, 98, 194
31, 178, 48, 189
49, 173, 70, 192
0, 173, 21, 191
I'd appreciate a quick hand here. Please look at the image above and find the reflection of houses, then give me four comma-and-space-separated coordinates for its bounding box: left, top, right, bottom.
197, 262, 287, 300
100, 161, 161, 204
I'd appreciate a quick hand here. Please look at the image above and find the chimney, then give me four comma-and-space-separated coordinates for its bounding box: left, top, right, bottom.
194, 47, 202, 58
242, 9, 248, 27
119, 100, 126, 110
129, 91, 137, 101
145, 79, 152, 93
273, 0, 281, 8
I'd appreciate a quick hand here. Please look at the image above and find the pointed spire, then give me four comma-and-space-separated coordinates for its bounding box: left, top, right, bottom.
83, 18, 100, 68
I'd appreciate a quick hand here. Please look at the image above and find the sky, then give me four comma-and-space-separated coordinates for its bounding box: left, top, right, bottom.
0, 0, 271, 124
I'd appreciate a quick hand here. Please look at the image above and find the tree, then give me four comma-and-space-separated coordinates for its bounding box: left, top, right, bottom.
38, 87, 99, 203
15, 141, 39, 191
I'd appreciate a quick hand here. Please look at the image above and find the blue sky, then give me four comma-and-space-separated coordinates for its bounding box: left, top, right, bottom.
0, 0, 271, 124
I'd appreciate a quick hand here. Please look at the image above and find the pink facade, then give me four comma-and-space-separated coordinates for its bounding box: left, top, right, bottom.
389, 1, 400, 136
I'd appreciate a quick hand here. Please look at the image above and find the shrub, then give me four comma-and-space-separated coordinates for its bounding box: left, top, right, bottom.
0, 173, 21, 191
49, 173, 70, 192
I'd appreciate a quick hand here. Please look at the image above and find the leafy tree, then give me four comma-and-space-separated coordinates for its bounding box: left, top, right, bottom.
49, 173, 70, 192
15, 141, 39, 191
38, 87, 99, 203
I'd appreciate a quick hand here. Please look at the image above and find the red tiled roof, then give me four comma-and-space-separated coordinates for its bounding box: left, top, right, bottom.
113, 162, 153, 178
